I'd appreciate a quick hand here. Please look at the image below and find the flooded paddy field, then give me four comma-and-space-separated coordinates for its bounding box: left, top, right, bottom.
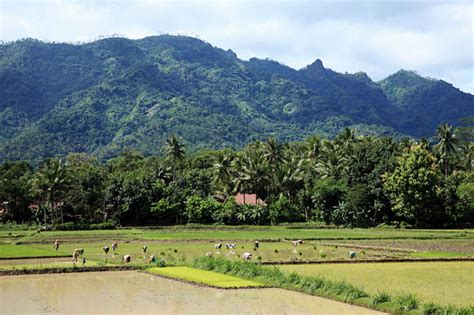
0, 271, 384, 314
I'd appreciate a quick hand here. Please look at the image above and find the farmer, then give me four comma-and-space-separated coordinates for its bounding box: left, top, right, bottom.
214, 243, 222, 250
253, 241, 259, 250
148, 255, 156, 264
122, 255, 131, 263
112, 242, 118, 252
72, 248, 84, 263
291, 240, 304, 247
53, 239, 60, 251
103, 246, 110, 255
242, 252, 252, 261
142, 245, 147, 254
82, 257, 86, 266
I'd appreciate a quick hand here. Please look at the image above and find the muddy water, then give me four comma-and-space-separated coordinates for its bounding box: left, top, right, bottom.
0, 257, 71, 265
0, 271, 384, 314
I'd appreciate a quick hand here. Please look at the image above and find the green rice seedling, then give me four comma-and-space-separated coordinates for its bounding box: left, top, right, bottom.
287, 272, 301, 285
369, 291, 391, 306
361, 250, 366, 255
320, 252, 326, 258
395, 293, 420, 311
298, 251, 303, 256
422, 302, 445, 315
174, 249, 178, 253
274, 249, 278, 253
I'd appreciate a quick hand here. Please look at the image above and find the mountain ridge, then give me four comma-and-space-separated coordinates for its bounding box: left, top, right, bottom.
0, 35, 472, 164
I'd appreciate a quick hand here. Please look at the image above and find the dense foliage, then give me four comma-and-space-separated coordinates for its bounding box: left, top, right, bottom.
1, 125, 472, 228
1, 36, 473, 164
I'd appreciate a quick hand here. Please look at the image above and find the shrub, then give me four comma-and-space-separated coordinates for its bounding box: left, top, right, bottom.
369, 291, 391, 306
394, 293, 420, 311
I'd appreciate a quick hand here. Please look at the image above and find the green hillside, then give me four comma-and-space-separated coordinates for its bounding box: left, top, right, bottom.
0, 35, 472, 164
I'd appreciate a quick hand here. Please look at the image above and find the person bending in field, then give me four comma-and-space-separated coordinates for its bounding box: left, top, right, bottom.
72, 248, 84, 263
103, 246, 110, 255
112, 242, 118, 252
291, 240, 304, 247
53, 239, 60, 251
142, 245, 147, 254
148, 255, 156, 264
122, 255, 131, 263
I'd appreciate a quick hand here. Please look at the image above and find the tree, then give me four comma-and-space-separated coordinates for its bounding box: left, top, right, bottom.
384, 145, 442, 226
263, 138, 284, 166
435, 123, 458, 178
233, 150, 269, 199
30, 159, 70, 224
163, 134, 186, 181
0, 161, 33, 222
212, 152, 234, 195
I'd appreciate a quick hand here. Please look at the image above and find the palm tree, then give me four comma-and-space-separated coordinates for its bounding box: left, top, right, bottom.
30, 159, 70, 224
233, 151, 269, 199
306, 136, 322, 161
271, 157, 305, 200
212, 152, 234, 196
435, 124, 458, 177
263, 138, 284, 165
315, 140, 348, 179
163, 134, 186, 181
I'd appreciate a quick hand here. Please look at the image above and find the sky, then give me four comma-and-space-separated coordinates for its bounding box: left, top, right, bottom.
1, 0, 473, 93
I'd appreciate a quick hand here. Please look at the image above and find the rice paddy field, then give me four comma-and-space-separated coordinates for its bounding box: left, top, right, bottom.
0, 271, 383, 314
279, 261, 474, 307
148, 266, 265, 288
1, 226, 473, 313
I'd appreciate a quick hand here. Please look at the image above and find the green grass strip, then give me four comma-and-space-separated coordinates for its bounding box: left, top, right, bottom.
0, 261, 101, 270
148, 266, 265, 288
0, 244, 66, 258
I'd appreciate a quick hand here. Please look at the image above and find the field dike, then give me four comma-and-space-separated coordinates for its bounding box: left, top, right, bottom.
0, 265, 138, 276
262, 257, 474, 265
146, 266, 269, 289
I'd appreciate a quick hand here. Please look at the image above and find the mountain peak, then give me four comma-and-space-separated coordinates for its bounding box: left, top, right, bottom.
300, 59, 326, 79
379, 69, 436, 89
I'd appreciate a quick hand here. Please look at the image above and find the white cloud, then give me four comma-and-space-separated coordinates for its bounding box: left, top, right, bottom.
0, 0, 472, 92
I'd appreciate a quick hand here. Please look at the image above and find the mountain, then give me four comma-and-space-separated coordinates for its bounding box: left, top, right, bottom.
0, 35, 472, 164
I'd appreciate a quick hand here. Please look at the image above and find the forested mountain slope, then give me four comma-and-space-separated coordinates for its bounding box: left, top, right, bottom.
0, 35, 472, 163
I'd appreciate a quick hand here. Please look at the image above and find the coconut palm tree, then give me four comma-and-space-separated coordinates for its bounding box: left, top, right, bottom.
263, 138, 284, 166
212, 152, 234, 196
435, 124, 458, 177
315, 140, 348, 179
30, 159, 70, 224
163, 134, 186, 181
271, 157, 305, 200
233, 151, 269, 199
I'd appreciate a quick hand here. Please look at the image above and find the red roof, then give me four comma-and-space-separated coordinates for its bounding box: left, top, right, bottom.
235, 193, 266, 206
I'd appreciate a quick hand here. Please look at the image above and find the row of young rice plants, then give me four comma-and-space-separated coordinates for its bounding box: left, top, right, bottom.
191, 257, 474, 315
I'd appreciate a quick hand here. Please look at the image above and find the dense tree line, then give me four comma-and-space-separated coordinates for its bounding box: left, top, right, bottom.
0, 124, 472, 228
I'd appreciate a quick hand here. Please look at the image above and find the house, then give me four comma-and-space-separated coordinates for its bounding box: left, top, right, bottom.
234, 193, 267, 206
